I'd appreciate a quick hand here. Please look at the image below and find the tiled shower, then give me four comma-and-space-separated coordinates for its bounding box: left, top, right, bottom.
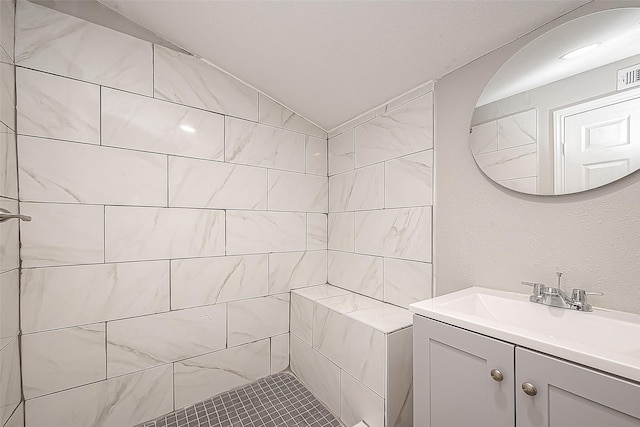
0, 1, 434, 426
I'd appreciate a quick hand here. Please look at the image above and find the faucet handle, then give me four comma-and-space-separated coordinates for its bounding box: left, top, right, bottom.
571, 288, 604, 302
522, 281, 546, 293
521, 281, 547, 302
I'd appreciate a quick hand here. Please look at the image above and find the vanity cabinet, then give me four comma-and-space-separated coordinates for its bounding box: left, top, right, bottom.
414, 315, 640, 427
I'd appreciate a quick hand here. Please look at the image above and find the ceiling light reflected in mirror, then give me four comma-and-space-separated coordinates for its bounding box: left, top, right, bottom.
471, 8, 640, 195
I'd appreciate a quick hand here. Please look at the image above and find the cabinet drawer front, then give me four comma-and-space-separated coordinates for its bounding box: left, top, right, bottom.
516, 347, 640, 427
413, 315, 515, 427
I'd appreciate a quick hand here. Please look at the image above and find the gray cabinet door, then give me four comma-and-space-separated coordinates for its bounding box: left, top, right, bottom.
413, 315, 515, 427
516, 347, 640, 427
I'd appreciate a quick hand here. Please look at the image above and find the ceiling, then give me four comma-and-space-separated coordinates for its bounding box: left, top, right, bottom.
95, 0, 591, 131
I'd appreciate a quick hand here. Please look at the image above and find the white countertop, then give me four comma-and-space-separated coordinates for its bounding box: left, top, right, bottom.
410, 286, 640, 383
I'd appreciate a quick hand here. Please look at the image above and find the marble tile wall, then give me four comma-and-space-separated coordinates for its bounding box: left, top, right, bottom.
0, 1, 23, 426
13, 2, 328, 426
328, 88, 434, 308
470, 108, 538, 193
290, 284, 413, 427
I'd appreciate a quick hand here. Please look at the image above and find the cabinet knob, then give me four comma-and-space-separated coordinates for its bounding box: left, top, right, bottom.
521, 382, 537, 396
490, 369, 503, 382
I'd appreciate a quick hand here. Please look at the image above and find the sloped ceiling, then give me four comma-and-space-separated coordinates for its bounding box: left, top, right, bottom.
97, 0, 590, 131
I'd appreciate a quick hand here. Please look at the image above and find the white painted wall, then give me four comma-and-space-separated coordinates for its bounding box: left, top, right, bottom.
434, 0, 640, 315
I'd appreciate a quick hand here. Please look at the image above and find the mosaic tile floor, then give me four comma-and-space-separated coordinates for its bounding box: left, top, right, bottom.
138, 371, 344, 427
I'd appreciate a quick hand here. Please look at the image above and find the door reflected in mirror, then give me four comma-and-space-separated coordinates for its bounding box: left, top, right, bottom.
471, 8, 640, 195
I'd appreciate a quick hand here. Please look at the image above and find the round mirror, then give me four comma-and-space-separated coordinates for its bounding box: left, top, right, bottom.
471, 8, 640, 195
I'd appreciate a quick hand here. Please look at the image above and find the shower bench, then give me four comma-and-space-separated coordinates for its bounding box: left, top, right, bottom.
289, 284, 413, 427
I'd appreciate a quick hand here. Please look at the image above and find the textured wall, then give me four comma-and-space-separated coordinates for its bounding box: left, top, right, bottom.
14, 1, 328, 425
434, 0, 640, 315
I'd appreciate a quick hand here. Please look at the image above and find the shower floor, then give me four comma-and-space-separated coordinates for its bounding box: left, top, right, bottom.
138, 371, 344, 427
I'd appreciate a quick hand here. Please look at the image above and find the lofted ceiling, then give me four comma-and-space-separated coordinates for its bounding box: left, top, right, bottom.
95, 0, 591, 131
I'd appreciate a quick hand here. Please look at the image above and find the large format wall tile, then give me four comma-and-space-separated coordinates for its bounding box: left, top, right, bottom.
355, 93, 433, 167
169, 156, 267, 210
0, 269, 18, 339
268, 251, 327, 295
225, 117, 305, 172
268, 170, 327, 213
4, 403, 23, 427
174, 339, 271, 409
21, 261, 169, 333
102, 88, 224, 159
290, 334, 340, 415
226, 211, 306, 255
474, 143, 537, 182
18, 136, 167, 205
328, 130, 354, 176
328, 213, 355, 252
25, 364, 173, 427
22, 324, 106, 399
227, 295, 289, 346
306, 136, 328, 176
355, 207, 432, 262
469, 120, 498, 155
0, 123, 18, 198
154, 46, 257, 121
290, 293, 314, 345
312, 306, 385, 396
341, 371, 384, 427
105, 206, 225, 262
0, 338, 21, 426
107, 304, 226, 377
387, 327, 414, 427
329, 164, 384, 212
20, 202, 104, 268
307, 214, 327, 250
258, 94, 326, 138
327, 251, 383, 299
384, 258, 432, 308
16, 68, 100, 144
0, 198, 19, 272
15, 0, 152, 95
0, 0, 15, 61
171, 255, 268, 309
498, 109, 536, 150
0, 59, 15, 131
385, 150, 433, 208
271, 333, 289, 373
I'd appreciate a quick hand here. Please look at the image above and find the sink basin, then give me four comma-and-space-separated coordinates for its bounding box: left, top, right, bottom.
410, 287, 640, 383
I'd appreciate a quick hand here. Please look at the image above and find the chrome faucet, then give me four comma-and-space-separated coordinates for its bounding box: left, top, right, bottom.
521, 274, 603, 312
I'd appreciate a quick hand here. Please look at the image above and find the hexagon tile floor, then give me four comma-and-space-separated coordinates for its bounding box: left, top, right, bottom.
137, 371, 344, 427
